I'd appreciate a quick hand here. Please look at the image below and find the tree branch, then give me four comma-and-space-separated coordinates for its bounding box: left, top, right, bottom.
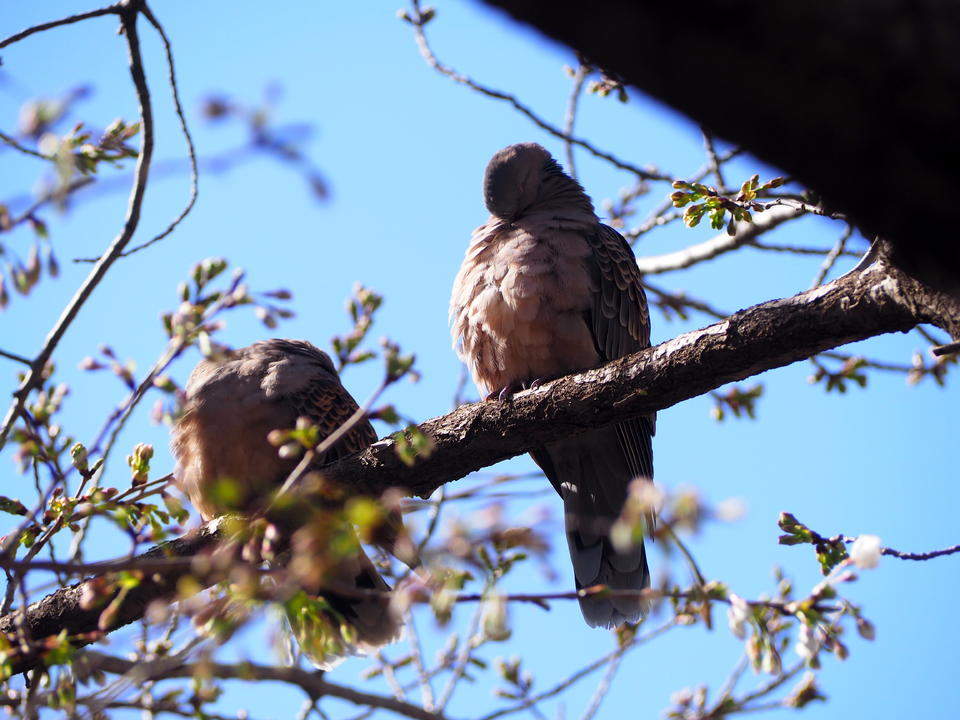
74, 651, 448, 720
634, 205, 804, 275
2, 251, 957, 674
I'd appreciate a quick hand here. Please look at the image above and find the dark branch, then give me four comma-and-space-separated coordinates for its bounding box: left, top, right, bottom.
2, 250, 957, 674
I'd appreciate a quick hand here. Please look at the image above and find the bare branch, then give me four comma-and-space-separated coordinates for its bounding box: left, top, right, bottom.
0, 130, 51, 160
634, 205, 804, 275
933, 340, 960, 357
562, 61, 590, 178
700, 127, 726, 189
77, 651, 449, 720
0, 348, 32, 366
405, 0, 670, 183
0, 5, 118, 50
880, 543, 960, 561
75, 1, 199, 263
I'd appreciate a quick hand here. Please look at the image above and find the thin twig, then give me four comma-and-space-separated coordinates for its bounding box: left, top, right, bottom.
562, 61, 590, 179
880, 543, 960, 561
477, 620, 677, 720
579, 649, 623, 720
76, 2, 199, 263
665, 525, 706, 587
701, 127, 726, 190
0, 348, 32, 366
915, 325, 948, 347
0, 130, 51, 160
406, 0, 671, 183
750, 240, 861, 257
0, 5, 118, 50
436, 590, 486, 711
405, 609, 436, 713
810, 224, 854, 288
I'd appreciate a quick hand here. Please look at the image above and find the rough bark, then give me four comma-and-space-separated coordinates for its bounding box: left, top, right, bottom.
321, 255, 956, 500
481, 0, 960, 293
2, 253, 957, 674
0, 520, 225, 673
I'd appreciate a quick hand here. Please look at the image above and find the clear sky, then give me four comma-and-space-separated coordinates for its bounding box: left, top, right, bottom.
1, 2, 958, 719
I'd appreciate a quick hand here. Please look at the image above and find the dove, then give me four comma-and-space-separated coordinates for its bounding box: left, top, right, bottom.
451, 143, 655, 627
172, 338, 400, 666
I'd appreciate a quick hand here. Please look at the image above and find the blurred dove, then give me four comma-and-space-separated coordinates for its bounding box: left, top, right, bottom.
451, 143, 655, 627
171, 338, 400, 667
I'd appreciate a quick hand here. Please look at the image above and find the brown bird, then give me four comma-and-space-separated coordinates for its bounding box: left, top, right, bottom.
171, 338, 400, 667
450, 143, 655, 628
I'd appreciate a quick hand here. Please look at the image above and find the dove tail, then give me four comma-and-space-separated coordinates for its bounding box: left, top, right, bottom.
281, 550, 400, 670
565, 510, 650, 628
532, 425, 652, 628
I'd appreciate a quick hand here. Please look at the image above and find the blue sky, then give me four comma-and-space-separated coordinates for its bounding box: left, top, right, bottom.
1, 2, 958, 719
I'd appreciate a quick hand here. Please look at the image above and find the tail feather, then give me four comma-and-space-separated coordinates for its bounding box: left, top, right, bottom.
280, 547, 400, 669
533, 422, 653, 628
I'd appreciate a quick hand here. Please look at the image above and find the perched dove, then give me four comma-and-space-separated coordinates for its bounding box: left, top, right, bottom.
171, 338, 400, 667
450, 143, 655, 628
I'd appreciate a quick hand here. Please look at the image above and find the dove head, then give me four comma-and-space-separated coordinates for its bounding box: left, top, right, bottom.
483, 142, 555, 221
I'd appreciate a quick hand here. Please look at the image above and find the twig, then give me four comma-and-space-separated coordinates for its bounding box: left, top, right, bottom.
376, 651, 409, 702
0, 5, 118, 50
713, 655, 750, 710
405, 609, 436, 712
701, 127, 726, 190
641, 279, 729, 320
0, 0, 155, 451
750, 240, 861, 257
634, 205, 804, 275
665, 525, 706, 587
735, 661, 804, 708
915, 325, 948, 347
880, 543, 960, 561
435, 590, 486, 711
406, 0, 670, 183
0, 348, 32, 366
477, 620, 677, 720
579, 649, 623, 720
0, 130, 51, 160
79, 651, 449, 720
810, 224, 854, 288
562, 61, 590, 179
76, 2, 199, 263
932, 341, 960, 357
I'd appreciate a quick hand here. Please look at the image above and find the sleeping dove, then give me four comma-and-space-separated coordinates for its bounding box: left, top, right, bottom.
450, 143, 655, 627
171, 338, 400, 667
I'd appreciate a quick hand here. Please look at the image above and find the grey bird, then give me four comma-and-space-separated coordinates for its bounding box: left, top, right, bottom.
450, 143, 655, 627
171, 338, 401, 667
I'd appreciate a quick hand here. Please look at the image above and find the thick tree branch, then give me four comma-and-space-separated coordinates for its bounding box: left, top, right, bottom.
0, 520, 224, 674
320, 254, 957, 500
2, 252, 957, 674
